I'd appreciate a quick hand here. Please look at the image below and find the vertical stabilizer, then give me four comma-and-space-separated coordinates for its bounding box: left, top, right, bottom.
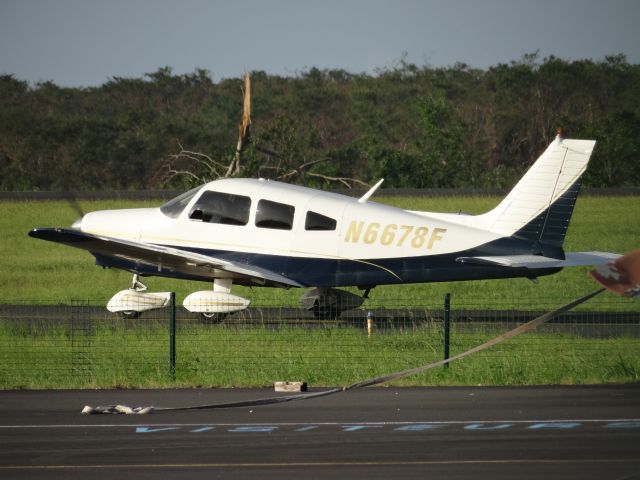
475, 134, 596, 247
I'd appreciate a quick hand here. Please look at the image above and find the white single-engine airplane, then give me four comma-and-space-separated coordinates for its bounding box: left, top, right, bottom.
29, 131, 618, 318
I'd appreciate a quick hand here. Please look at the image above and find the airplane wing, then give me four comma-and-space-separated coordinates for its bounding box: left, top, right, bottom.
28, 228, 304, 288
455, 252, 620, 269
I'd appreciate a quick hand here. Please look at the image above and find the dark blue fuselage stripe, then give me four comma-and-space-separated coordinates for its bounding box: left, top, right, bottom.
94, 234, 562, 288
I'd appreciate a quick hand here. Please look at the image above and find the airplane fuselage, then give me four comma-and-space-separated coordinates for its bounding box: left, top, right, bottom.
77, 178, 559, 288
31, 135, 618, 317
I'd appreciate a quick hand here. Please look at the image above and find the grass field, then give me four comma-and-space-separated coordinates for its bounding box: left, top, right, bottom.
2, 321, 638, 389
1, 195, 639, 309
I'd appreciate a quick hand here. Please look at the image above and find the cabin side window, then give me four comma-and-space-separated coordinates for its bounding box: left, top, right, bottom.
305, 211, 337, 231
188, 191, 251, 226
255, 199, 295, 230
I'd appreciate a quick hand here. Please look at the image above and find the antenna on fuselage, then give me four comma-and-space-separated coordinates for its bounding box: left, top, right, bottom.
358, 179, 384, 203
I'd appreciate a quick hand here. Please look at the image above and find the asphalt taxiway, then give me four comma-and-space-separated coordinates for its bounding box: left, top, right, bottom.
1, 385, 639, 479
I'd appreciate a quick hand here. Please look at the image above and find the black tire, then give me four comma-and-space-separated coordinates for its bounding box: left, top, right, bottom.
119, 310, 141, 319
312, 301, 340, 320
198, 312, 227, 323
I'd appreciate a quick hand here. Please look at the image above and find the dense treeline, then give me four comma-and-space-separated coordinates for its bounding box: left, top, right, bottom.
1, 53, 639, 191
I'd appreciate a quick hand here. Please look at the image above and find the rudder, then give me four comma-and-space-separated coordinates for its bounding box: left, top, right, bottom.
475, 133, 596, 248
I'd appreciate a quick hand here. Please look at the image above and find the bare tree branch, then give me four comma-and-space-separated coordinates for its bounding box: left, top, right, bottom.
165, 168, 205, 182
253, 144, 282, 159
306, 172, 369, 189
169, 149, 229, 170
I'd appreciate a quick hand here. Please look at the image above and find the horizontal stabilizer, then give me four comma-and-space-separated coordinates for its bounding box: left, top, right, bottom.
456, 252, 620, 269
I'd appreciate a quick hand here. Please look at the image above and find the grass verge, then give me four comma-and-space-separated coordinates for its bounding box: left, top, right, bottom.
2, 321, 638, 389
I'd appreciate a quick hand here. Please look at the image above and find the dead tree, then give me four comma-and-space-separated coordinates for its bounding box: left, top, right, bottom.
161, 71, 368, 189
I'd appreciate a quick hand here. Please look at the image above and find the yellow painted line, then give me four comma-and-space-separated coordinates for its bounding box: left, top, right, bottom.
1, 459, 638, 469
191, 303, 247, 307
87, 231, 427, 271
90, 231, 440, 261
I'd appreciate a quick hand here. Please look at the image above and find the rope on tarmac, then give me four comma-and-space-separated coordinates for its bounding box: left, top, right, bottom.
82, 288, 604, 414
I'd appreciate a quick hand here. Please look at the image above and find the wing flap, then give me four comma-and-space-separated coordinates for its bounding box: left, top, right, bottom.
28, 228, 303, 288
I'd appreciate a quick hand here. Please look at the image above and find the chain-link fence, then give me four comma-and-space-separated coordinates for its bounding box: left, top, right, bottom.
1, 294, 638, 389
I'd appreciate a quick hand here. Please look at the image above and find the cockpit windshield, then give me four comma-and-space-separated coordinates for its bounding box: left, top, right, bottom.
160, 186, 203, 219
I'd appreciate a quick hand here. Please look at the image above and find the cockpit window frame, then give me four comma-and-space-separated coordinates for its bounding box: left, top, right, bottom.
160, 185, 203, 219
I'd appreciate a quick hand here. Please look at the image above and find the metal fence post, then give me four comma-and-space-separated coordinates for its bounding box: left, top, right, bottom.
169, 292, 176, 379
444, 293, 451, 368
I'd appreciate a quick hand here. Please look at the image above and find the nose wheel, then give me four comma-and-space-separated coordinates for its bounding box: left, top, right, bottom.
119, 275, 147, 318
107, 274, 171, 318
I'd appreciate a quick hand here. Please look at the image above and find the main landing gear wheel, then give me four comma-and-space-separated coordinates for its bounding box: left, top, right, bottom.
198, 312, 228, 323
119, 310, 141, 320
184, 279, 249, 322
312, 300, 339, 320
301, 288, 367, 320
